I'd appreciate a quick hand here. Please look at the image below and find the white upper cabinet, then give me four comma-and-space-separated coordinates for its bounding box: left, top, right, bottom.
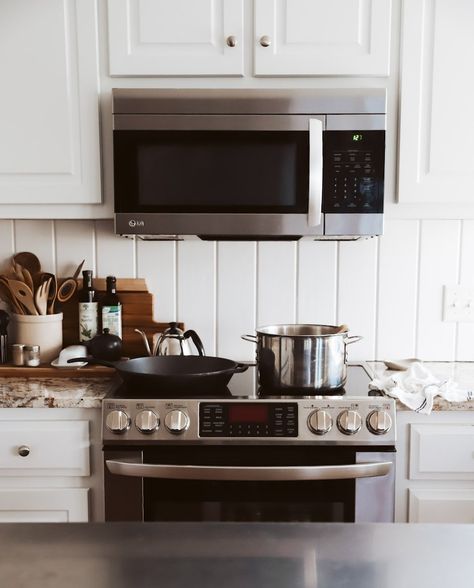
254, 0, 392, 76
0, 0, 101, 210
398, 0, 474, 203
108, 0, 244, 76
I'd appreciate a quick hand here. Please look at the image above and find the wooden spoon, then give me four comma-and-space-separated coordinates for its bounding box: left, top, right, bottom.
13, 252, 41, 276
0, 278, 24, 314
56, 278, 77, 303
4, 278, 38, 315
335, 324, 349, 333
42, 273, 57, 314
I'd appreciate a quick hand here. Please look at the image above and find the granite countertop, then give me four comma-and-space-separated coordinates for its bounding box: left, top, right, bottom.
0, 522, 473, 588
366, 361, 474, 411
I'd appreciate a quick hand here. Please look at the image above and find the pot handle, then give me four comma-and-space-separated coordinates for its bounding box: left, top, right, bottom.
233, 362, 249, 374
344, 335, 363, 345
241, 334, 257, 343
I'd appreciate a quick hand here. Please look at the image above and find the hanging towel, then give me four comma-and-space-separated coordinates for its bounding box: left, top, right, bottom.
369, 361, 474, 414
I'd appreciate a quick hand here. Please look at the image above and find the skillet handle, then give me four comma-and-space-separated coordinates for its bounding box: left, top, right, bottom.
241, 334, 257, 343
233, 363, 249, 373
67, 357, 117, 368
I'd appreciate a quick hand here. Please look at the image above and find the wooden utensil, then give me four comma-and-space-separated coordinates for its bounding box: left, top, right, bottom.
5, 278, 38, 315
73, 259, 85, 280
43, 273, 57, 314
0, 278, 24, 314
21, 267, 35, 292
56, 278, 77, 304
34, 277, 52, 316
13, 252, 41, 276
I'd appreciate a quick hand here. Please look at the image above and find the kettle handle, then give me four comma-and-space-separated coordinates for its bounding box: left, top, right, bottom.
183, 330, 205, 356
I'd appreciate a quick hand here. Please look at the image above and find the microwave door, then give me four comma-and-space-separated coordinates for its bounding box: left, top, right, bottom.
308, 118, 323, 228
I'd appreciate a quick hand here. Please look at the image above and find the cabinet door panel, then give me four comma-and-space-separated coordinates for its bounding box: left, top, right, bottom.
0, 489, 89, 523
0, 0, 101, 205
255, 0, 391, 76
108, 0, 244, 76
398, 0, 474, 203
409, 489, 474, 523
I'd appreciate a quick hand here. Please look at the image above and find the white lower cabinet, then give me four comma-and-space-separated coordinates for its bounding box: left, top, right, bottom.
396, 411, 474, 523
0, 408, 103, 523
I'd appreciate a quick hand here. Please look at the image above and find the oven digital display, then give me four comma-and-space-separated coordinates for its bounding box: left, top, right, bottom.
228, 404, 269, 424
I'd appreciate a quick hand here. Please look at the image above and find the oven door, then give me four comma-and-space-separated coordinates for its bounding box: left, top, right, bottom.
104, 446, 395, 523
113, 115, 324, 238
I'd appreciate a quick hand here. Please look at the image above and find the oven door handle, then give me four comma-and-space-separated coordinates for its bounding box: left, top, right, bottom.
105, 460, 392, 481
308, 117, 323, 227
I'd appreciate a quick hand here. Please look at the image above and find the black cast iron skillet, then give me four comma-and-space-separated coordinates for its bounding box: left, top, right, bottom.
68, 355, 248, 394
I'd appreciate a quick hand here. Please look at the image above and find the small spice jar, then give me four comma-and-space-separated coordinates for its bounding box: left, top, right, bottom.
24, 345, 40, 367
12, 344, 25, 366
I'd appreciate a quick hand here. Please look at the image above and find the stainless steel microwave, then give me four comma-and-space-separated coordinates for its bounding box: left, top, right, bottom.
112, 89, 386, 240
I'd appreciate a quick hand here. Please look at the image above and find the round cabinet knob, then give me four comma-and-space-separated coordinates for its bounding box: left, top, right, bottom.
308, 410, 332, 435
17, 445, 30, 457
226, 35, 237, 47
259, 35, 271, 47
165, 410, 189, 435
135, 410, 159, 434
105, 410, 131, 434
367, 410, 392, 435
337, 410, 362, 435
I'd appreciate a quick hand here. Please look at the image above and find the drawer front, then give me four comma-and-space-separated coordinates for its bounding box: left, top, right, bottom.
0, 420, 90, 477
409, 424, 474, 480
409, 488, 474, 524
0, 488, 89, 522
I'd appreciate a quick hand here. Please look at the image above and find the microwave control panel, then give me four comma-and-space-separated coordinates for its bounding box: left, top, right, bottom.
322, 130, 385, 214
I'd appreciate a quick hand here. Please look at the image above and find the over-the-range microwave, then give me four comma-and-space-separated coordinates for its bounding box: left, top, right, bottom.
113, 88, 386, 241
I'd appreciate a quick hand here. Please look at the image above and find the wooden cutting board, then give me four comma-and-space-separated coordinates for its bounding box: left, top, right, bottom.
61, 278, 182, 358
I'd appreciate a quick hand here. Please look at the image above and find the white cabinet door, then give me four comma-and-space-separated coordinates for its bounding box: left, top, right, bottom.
254, 0, 392, 76
0, 0, 101, 209
398, 0, 474, 203
409, 489, 474, 523
0, 489, 89, 523
108, 0, 244, 76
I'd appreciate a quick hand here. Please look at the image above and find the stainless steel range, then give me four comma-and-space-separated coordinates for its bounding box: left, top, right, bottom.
102, 363, 396, 523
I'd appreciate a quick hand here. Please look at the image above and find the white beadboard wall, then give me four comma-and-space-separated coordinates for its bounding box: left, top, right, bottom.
0, 218, 473, 362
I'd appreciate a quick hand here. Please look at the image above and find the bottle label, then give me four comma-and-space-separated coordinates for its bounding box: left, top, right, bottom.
79, 302, 99, 341
102, 305, 122, 338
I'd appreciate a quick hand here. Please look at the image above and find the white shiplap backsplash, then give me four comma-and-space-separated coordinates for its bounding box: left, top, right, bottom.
1, 218, 473, 362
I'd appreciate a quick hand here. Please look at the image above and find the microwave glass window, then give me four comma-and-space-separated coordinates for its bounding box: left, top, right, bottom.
114, 131, 309, 213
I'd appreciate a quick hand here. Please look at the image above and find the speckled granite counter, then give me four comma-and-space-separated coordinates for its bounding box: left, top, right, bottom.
366, 361, 474, 411
0, 377, 113, 408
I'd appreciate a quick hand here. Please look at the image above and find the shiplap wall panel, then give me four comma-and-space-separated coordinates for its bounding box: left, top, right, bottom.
257, 242, 297, 327
137, 240, 176, 322
417, 220, 460, 360
338, 238, 378, 360
0, 220, 14, 271
14, 220, 55, 273
377, 219, 419, 360
297, 240, 337, 325
217, 242, 256, 361
457, 220, 474, 361
55, 221, 95, 278
95, 220, 135, 278
177, 241, 216, 356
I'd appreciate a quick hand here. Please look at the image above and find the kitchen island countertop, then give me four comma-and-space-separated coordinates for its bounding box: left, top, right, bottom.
0, 522, 472, 588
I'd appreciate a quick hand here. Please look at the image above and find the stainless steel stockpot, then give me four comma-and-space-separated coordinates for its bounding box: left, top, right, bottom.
242, 324, 362, 393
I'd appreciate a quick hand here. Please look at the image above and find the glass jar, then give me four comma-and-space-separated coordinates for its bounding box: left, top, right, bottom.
24, 345, 40, 367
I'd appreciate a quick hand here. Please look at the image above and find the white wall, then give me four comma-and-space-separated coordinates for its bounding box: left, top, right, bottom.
1, 218, 472, 362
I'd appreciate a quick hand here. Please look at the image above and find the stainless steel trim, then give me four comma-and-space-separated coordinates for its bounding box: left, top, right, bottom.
106, 460, 392, 481
326, 114, 386, 131
324, 214, 384, 237
308, 118, 323, 227
355, 452, 395, 522
114, 114, 321, 132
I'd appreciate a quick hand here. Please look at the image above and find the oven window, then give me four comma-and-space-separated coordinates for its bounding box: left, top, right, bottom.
114, 131, 309, 213
142, 446, 356, 523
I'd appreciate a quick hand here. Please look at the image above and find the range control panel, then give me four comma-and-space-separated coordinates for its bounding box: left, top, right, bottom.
102, 396, 396, 446
322, 130, 385, 214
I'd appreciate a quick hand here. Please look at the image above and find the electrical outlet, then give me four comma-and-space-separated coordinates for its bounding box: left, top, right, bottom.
443, 285, 474, 322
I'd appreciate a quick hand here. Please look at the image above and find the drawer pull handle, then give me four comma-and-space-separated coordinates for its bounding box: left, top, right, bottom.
17, 445, 30, 457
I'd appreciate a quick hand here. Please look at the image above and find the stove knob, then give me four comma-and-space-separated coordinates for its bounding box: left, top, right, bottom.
308, 410, 332, 435
105, 410, 131, 434
165, 410, 189, 435
337, 410, 362, 435
367, 410, 392, 435
135, 410, 159, 434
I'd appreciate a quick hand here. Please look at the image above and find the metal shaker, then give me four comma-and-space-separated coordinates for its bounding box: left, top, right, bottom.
0, 310, 9, 364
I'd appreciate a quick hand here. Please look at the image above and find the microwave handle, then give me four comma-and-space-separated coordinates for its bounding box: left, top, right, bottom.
308, 118, 323, 227
106, 460, 391, 481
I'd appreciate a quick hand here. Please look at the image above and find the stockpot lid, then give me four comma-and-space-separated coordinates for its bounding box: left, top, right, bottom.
255, 324, 348, 337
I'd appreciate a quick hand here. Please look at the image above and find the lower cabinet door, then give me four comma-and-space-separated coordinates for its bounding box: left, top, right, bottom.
409, 488, 474, 523
0, 488, 89, 523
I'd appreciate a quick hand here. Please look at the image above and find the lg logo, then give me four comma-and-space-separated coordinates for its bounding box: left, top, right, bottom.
129, 219, 145, 228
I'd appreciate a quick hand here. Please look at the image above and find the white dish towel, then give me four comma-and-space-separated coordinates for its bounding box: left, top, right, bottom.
369, 362, 474, 414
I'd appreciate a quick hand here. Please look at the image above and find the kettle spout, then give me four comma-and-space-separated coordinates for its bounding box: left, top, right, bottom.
134, 329, 152, 357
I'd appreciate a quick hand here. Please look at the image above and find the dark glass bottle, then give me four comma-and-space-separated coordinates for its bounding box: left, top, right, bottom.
78, 270, 98, 342
101, 276, 122, 339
